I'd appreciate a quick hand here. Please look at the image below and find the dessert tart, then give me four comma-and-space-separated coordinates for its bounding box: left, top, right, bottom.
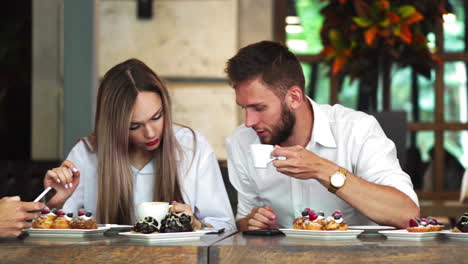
133, 216, 159, 234
451, 212, 468, 232
160, 212, 193, 233
32, 208, 57, 229
70, 209, 97, 229
293, 209, 324, 230
323, 210, 348, 231
50, 210, 72, 229
407, 217, 444, 232
292, 209, 347, 231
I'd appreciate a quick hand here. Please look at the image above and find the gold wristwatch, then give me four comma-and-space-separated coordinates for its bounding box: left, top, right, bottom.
328, 167, 348, 193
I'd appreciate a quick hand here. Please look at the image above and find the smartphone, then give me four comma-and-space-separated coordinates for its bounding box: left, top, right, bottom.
202, 228, 225, 234
242, 229, 284, 236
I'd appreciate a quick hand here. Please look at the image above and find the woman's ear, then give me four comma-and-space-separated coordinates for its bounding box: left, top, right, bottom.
285, 86, 304, 110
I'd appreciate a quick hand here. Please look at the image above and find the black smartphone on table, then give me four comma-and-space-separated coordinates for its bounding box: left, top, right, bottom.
242, 229, 284, 236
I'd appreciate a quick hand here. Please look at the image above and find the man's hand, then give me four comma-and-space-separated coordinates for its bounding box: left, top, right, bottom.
0, 196, 45, 238
244, 206, 277, 230
272, 145, 337, 183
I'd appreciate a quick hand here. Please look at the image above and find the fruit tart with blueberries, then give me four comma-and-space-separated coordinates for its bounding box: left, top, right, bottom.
32, 208, 57, 229
70, 209, 97, 229
323, 210, 348, 231
293, 209, 348, 231
451, 212, 468, 233
407, 217, 444, 232
293, 208, 324, 230
50, 210, 72, 229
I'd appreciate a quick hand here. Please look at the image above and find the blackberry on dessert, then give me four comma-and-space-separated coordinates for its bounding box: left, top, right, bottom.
133, 216, 159, 234
160, 212, 193, 233
452, 212, 468, 233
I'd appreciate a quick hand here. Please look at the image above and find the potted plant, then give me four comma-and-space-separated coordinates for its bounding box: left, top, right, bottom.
320, 0, 445, 111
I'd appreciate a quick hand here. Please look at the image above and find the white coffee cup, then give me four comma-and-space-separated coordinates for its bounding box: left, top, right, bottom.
250, 144, 286, 168
136, 202, 172, 227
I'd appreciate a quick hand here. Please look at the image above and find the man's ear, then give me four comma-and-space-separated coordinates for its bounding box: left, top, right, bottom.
285, 86, 304, 110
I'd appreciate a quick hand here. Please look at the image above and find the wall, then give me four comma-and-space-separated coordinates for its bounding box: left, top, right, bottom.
32, 0, 274, 160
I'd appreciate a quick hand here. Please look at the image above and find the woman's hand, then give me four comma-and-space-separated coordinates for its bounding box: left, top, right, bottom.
43, 160, 80, 208
170, 201, 211, 230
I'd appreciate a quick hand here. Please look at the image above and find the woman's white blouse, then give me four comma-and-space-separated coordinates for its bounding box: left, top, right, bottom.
63, 125, 236, 230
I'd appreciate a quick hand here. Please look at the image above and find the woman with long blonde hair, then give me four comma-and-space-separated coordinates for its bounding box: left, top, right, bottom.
43, 59, 235, 229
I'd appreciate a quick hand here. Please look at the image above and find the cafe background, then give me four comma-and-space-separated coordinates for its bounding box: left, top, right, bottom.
1, 0, 467, 220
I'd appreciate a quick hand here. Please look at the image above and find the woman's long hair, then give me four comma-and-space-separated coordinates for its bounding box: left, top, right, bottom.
85, 59, 184, 224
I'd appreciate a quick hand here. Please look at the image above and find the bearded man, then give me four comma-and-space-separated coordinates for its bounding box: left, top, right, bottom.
224, 41, 419, 231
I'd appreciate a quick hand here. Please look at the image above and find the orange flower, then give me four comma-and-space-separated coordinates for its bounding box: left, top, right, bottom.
432, 55, 443, 66
321, 46, 336, 59
413, 33, 426, 44
343, 49, 352, 57
364, 26, 379, 46
387, 12, 400, 24
399, 25, 412, 44
332, 57, 347, 75
380, 0, 390, 10
404, 12, 424, 25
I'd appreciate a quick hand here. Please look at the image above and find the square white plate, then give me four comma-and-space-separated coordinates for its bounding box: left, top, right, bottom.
278, 228, 364, 239
378, 229, 442, 240
25, 227, 110, 238
440, 230, 468, 240
348, 225, 396, 236
100, 224, 133, 232
119, 230, 210, 242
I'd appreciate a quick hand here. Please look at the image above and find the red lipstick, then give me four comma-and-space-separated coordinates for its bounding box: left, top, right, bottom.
146, 138, 159, 146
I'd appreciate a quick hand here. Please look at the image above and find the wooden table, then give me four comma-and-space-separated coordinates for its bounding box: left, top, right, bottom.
209, 232, 468, 264
2, 231, 467, 264
0, 230, 236, 264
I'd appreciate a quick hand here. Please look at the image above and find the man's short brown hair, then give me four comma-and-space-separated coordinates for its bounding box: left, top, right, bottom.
225, 41, 305, 99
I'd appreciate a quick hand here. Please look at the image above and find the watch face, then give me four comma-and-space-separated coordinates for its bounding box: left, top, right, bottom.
331, 173, 345, 187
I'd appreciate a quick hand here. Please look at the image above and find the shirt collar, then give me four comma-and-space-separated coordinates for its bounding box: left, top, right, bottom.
131, 161, 154, 175
307, 97, 337, 148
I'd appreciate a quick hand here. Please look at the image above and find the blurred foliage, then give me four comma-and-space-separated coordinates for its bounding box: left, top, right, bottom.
287, 0, 468, 169
320, 0, 445, 80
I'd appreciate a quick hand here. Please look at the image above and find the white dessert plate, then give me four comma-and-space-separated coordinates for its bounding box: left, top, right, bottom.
25, 227, 110, 238
119, 230, 211, 242
100, 224, 133, 232
348, 225, 396, 235
378, 229, 442, 240
278, 228, 364, 239
440, 230, 468, 240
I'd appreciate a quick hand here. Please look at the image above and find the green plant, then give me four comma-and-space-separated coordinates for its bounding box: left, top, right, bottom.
320, 0, 444, 80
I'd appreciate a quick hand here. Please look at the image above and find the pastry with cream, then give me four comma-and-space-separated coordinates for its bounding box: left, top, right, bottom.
70, 209, 97, 229
407, 217, 444, 232
32, 208, 57, 229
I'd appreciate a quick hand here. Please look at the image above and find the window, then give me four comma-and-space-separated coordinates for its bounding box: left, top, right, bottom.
275, 0, 468, 200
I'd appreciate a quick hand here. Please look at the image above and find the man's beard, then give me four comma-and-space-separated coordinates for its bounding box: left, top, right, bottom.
259, 103, 295, 145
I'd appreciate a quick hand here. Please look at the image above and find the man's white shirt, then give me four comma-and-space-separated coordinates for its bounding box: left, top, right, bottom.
226, 97, 419, 228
